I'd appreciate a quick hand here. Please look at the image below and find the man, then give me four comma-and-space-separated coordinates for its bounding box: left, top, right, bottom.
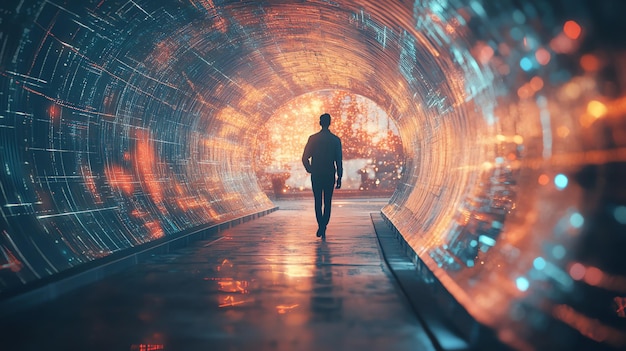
302, 113, 343, 239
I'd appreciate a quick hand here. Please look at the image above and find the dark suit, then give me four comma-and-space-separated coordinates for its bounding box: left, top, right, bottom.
302, 129, 343, 230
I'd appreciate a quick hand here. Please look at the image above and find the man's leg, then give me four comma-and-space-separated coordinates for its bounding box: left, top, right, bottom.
322, 181, 334, 225
311, 176, 324, 236
320, 176, 335, 238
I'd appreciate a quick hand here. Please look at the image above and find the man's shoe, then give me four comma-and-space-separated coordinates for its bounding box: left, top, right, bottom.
321, 225, 326, 240
316, 228, 322, 237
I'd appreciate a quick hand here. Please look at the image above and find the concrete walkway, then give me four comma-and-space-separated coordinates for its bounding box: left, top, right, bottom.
1, 199, 436, 351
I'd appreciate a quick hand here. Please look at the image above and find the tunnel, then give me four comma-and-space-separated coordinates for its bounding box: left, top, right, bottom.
1, 0, 626, 350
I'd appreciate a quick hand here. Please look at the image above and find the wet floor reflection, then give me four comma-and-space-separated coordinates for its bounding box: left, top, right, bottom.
311, 242, 343, 323
0, 199, 435, 351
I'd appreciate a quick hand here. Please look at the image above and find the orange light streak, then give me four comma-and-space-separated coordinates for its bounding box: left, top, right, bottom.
47, 104, 61, 120
105, 164, 134, 195
553, 304, 626, 347
276, 304, 300, 314
219, 295, 253, 308
130, 344, 165, 351
0, 246, 23, 273
134, 130, 165, 209
144, 221, 164, 240
217, 280, 249, 293
81, 166, 103, 204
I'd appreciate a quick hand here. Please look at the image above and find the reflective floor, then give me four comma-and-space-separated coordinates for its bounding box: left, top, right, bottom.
0, 199, 436, 351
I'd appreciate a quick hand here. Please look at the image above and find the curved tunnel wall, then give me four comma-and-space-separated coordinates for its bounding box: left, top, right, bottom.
1, 0, 626, 350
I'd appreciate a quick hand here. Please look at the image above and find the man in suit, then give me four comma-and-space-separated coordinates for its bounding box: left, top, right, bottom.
302, 113, 343, 239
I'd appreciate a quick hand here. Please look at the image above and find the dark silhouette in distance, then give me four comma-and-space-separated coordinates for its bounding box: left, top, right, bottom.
302, 113, 343, 239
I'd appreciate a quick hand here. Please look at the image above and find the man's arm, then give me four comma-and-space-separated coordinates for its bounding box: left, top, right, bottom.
335, 138, 343, 189
302, 137, 312, 173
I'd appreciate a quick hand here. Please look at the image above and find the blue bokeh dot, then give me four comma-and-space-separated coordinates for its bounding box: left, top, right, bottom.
570, 213, 584, 228
516, 277, 530, 292
533, 257, 546, 270
520, 57, 533, 71
554, 174, 568, 190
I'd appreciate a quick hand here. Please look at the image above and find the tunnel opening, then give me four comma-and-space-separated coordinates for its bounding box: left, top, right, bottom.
253, 89, 404, 199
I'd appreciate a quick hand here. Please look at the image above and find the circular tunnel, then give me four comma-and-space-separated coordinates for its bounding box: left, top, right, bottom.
1, 0, 626, 350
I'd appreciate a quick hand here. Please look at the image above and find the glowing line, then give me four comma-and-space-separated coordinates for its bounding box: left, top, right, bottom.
29, 237, 59, 273
58, 40, 79, 50
70, 18, 94, 32
192, 51, 241, 87
129, 0, 154, 19
28, 147, 96, 153
4, 70, 48, 83
203, 236, 226, 247
115, 58, 181, 91
37, 206, 119, 219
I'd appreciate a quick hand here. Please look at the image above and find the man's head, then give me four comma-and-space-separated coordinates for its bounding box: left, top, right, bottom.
319, 113, 331, 128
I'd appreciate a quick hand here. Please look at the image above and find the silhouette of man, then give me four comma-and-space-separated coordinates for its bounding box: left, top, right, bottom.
302, 113, 343, 239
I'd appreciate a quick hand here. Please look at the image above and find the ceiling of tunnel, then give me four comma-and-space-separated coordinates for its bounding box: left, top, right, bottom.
0, 0, 523, 312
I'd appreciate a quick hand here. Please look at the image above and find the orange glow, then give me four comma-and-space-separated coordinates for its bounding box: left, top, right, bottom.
130, 344, 165, 351
557, 126, 570, 138
562, 81, 582, 100
530, 76, 544, 91
587, 100, 608, 118
47, 104, 61, 120
553, 304, 626, 346
131, 209, 148, 218
584, 266, 604, 286
153, 41, 174, 67
579, 113, 596, 128
145, 221, 164, 239
517, 84, 532, 99
81, 166, 103, 204
563, 20, 582, 40
615, 297, 626, 318
538, 174, 550, 186
580, 54, 600, 72
478, 44, 494, 64
135, 130, 165, 210
550, 32, 576, 54
217, 280, 249, 293
0, 245, 23, 272
276, 304, 299, 314
105, 164, 134, 195
219, 295, 252, 308
535, 48, 551, 65
569, 262, 586, 280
